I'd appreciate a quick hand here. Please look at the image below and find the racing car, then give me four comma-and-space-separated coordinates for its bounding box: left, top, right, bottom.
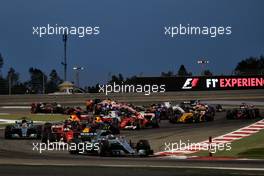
41, 121, 84, 143
31, 102, 86, 115
179, 100, 223, 113
88, 99, 160, 130
63, 106, 86, 115
149, 102, 174, 120
5, 119, 42, 139
93, 115, 120, 134
226, 103, 260, 119
41, 117, 120, 143
120, 111, 159, 130
31, 102, 65, 114
86, 98, 102, 112
168, 104, 215, 123
168, 106, 194, 123
69, 130, 154, 157
179, 100, 200, 112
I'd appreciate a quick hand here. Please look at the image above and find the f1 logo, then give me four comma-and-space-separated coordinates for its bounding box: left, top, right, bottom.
206, 79, 218, 88
182, 78, 199, 89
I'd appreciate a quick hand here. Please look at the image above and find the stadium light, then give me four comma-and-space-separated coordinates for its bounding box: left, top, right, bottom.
73, 66, 84, 88
197, 60, 209, 64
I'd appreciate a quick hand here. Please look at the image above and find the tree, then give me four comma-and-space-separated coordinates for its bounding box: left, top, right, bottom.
235, 56, 264, 75
7, 67, 19, 86
177, 65, 192, 76
46, 69, 62, 93
0, 77, 8, 94
28, 67, 47, 94
118, 73, 124, 82
126, 75, 138, 83
2, 67, 25, 94
0, 67, 21, 94
0, 53, 3, 77
6, 67, 20, 94
12, 83, 27, 94
161, 71, 174, 77
202, 69, 213, 76
259, 55, 264, 74
86, 83, 100, 93
108, 73, 124, 84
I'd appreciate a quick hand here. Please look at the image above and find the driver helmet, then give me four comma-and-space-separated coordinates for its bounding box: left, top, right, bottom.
70, 115, 80, 122
107, 134, 115, 139
95, 116, 102, 123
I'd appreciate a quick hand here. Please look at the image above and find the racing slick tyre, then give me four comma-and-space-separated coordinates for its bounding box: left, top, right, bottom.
168, 114, 178, 124
254, 108, 260, 118
205, 112, 214, 122
193, 114, 200, 123
31, 107, 37, 114
151, 117, 159, 128
135, 119, 142, 130
168, 117, 174, 123
247, 109, 255, 119
111, 118, 120, 134
98, 140, 109, 156
4, 125, 12, 139
109, 125, 120, 134
184, 116, 194, 123
215, 104, 224, 112
159, 111, 167, 120
41, 123, 53, 143
68, 139, 82, 155
35, 125, 43, 139
163, 108, 174, 120
136, 140, 153, 156
226, 110, 234, 120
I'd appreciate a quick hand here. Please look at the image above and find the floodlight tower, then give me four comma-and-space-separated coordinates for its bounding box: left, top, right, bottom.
61, 33, 68, 81
73, 66, 84, 88
197, 59, 209, 76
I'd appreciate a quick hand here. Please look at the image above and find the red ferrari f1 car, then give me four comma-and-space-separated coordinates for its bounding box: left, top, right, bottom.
120, 112, 159, 130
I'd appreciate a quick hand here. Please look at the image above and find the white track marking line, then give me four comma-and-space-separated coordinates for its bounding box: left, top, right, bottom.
0, 106, 30, 109
0, 119, 45, 125
0, 119, 17, 123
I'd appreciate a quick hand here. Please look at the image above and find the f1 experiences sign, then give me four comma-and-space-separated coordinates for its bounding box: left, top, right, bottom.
182, 76, 264, 90
134, 76, 264, 91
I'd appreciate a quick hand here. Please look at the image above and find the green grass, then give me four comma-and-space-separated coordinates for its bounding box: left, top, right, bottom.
0, 123, 9, 128
195, 130, 264, 159
0, 114, 68, 122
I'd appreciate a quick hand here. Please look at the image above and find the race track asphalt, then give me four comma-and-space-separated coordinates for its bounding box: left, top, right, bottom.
0, 90, 264, 176
0, 113, 263, 176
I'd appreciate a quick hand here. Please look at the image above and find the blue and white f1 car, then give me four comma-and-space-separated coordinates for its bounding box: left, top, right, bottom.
4, 119, 42, 139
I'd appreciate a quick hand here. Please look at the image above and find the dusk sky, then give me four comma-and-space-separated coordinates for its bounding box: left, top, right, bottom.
0, 0, 263, 86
